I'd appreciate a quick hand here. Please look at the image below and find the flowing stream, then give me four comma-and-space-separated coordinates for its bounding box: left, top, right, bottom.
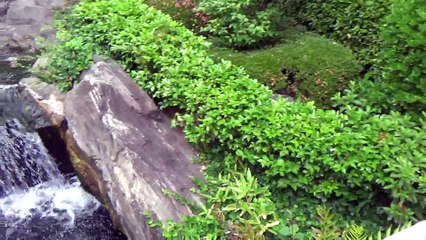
0, 58, 126, 239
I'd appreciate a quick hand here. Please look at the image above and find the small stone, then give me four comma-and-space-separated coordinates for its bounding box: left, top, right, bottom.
272, 93, 295, 102
7, 56, 18, 68
32, 56, 49, 72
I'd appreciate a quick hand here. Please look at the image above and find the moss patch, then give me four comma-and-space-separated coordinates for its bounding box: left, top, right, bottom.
208, 34, 361, 107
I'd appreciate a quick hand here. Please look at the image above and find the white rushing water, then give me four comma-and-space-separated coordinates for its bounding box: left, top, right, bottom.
0, 119, 63, 197
0, 176, 100, 226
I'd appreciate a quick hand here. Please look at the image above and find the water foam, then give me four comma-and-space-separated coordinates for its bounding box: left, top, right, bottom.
0, 176, 100, 226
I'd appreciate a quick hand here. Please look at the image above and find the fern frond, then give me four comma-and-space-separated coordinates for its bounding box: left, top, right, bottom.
342, 224, 368, 240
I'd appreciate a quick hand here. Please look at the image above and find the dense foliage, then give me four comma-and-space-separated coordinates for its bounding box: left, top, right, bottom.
154, 169, 280, 239
198, 0, 281, 49
376, 0, 426, 113
332, 0, 426, 115
45, 32, 95, 91
44, 0, 426, 238
300, 0, 390, 66
143, 0, 207, 32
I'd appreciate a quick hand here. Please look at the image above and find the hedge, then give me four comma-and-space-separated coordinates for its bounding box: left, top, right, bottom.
300, 0, 390, 66
378, 0, 426, 113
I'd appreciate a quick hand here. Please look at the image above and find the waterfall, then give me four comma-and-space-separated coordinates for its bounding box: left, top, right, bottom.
0, 119, 63, 197
0, 119, 126, 239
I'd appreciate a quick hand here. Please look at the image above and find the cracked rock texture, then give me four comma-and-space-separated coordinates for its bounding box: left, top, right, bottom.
0, 77, 63, 129
64, 61, 204, 240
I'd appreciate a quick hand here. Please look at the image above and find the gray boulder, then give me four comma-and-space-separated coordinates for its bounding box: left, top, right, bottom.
0, 0, 70, 55
31, 55, 49, 72
0, 2, 8, 17
0, 79, 63, 129
64, 61, 204, 240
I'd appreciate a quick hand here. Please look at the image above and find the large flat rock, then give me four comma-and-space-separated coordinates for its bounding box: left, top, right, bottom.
64, 61, 203, 239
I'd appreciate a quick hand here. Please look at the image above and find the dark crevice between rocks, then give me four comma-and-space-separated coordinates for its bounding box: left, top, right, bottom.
36, 120, 74, 177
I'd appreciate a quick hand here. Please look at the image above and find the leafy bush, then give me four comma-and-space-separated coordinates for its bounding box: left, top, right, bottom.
143, 0, 208, 32
156, 169, 280, 239
376, 0, 426, 113
44, 27, 95, 91
198, 0, 280, 49
333, 0, 426, 115
45, 0, 426, 229
300, 0, 390, 66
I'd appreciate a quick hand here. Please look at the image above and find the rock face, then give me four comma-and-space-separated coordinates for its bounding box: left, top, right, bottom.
0, 77, 63, 129
64, 61, 203, 240
0, 0, 71, 55
0, 76, 72, 174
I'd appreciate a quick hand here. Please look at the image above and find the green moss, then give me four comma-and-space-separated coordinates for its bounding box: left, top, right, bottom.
208, 34, 361, 108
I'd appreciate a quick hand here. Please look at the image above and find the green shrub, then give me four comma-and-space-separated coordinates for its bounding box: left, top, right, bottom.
44, 26, 96, 91
333, 0, 426, 115
300, 0, 390, 66
157, 169, 280, 239
46, 0, 426, 229
377, 0, 426, 113
143, 0, 207, 32
198, 0, 280, 49
208, 35, 361, 108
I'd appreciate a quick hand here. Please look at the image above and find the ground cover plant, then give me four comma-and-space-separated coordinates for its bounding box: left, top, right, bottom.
208, 34, 361, 108
43, 0, 426, 238
149, 169, 281, 239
